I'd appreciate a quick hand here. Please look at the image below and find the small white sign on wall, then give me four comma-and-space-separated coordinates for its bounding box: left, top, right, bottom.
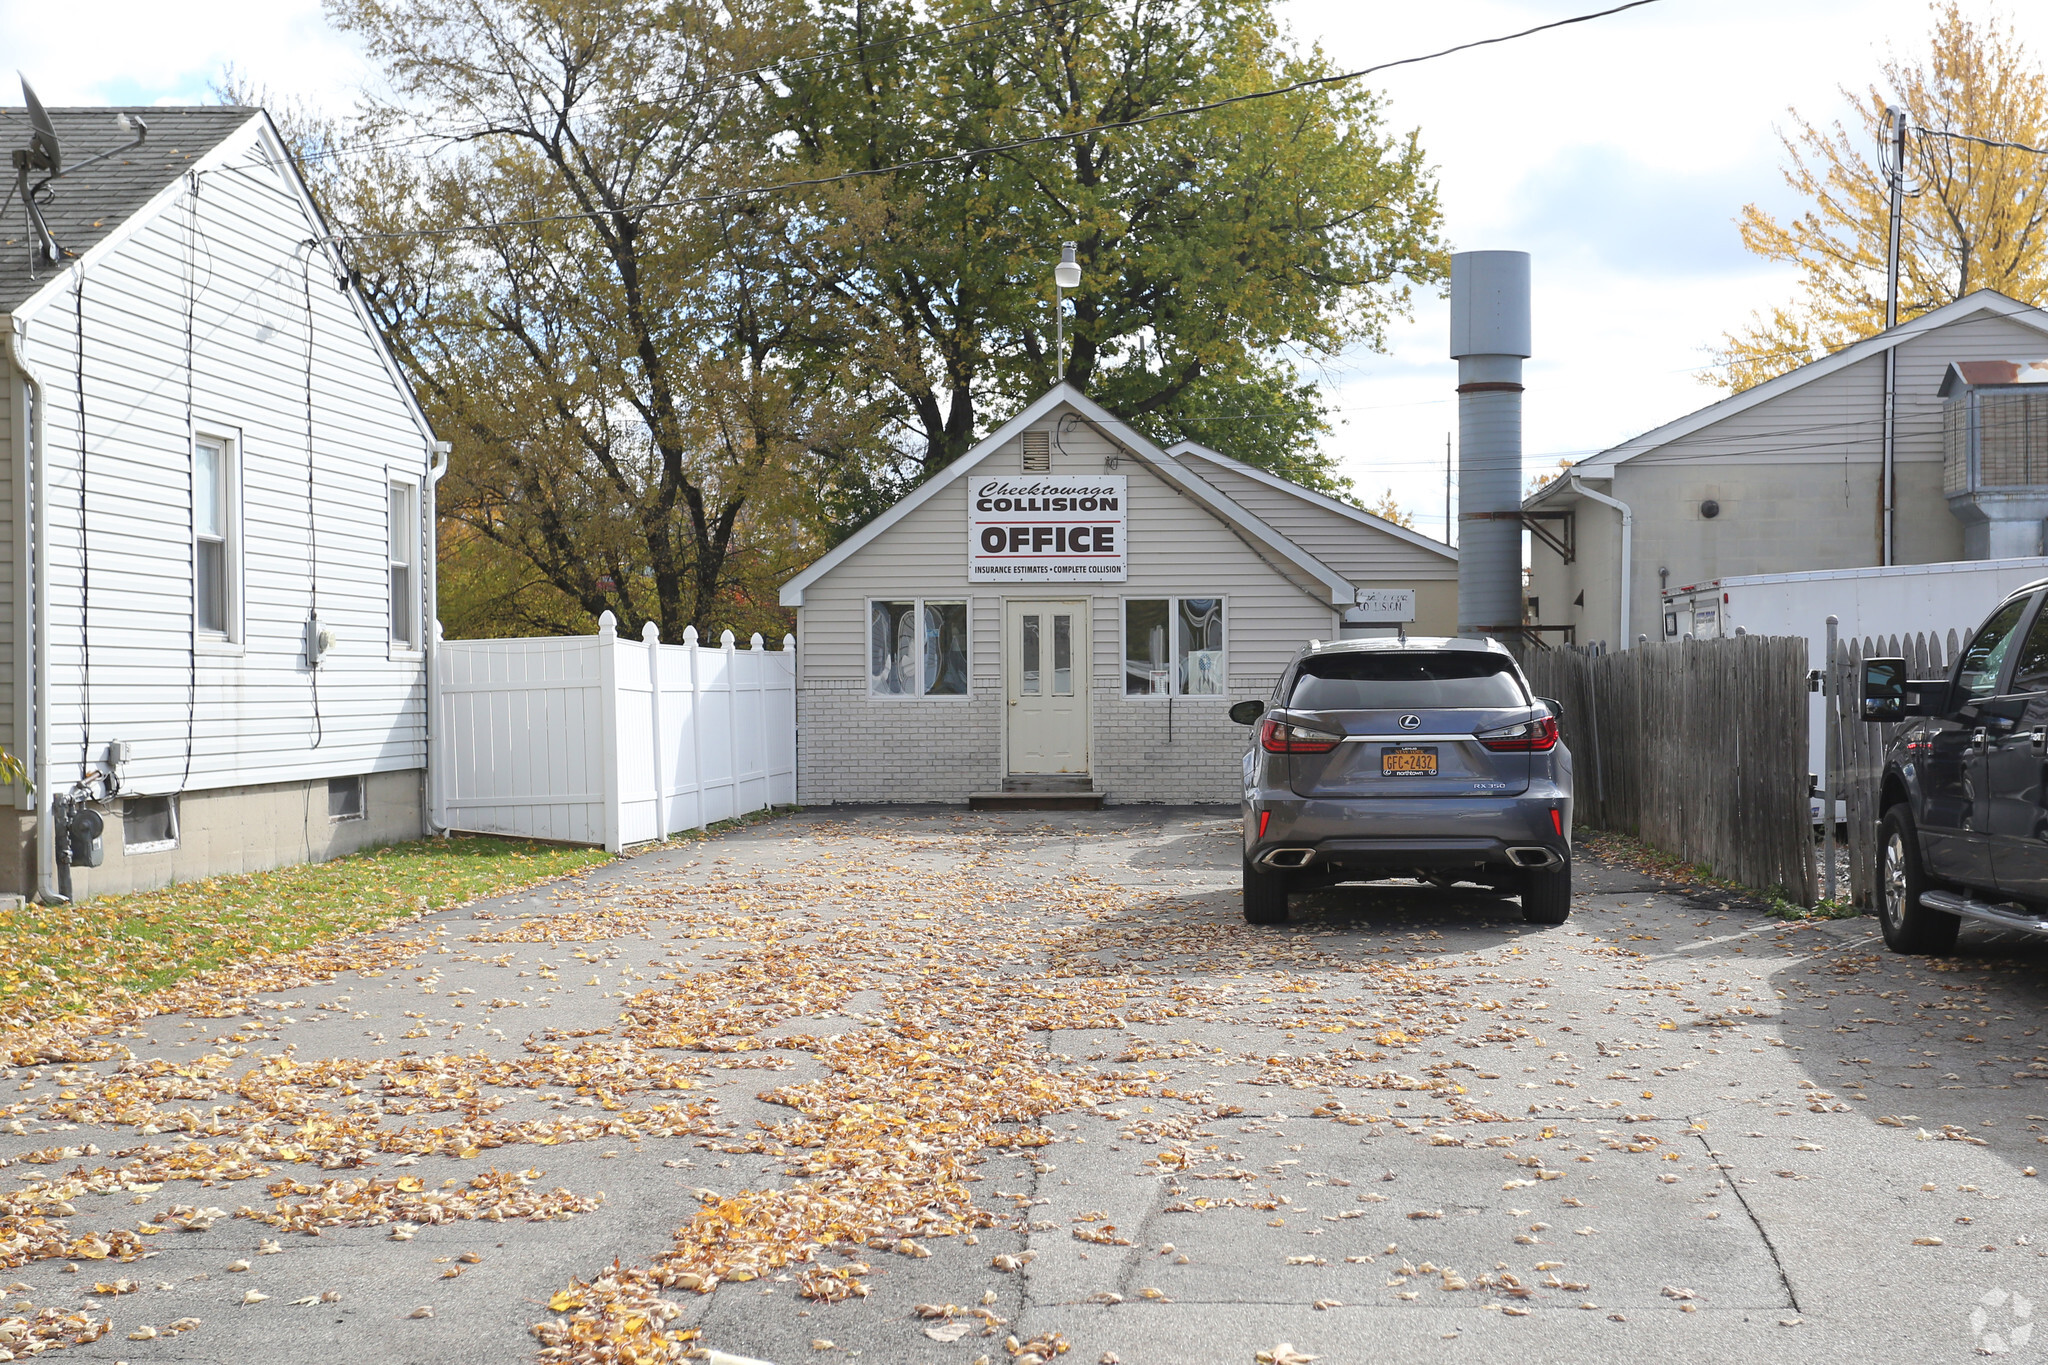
1352, 587, 1416, 622
968, 474, 1128, 581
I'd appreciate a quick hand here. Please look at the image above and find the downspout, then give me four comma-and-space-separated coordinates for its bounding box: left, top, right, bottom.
5, 315, 58, 901
424, 439, 450, 834
1570, 477, 1633, 650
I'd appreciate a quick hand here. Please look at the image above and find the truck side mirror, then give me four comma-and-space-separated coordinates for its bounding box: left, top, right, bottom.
1862, 657, 1907, 722
1228, 699, 1266, 725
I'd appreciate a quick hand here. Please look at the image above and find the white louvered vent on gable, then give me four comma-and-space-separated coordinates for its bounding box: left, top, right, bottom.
1021, 430, 1051, 473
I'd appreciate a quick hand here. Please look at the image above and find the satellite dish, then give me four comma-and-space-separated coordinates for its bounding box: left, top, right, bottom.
18, 73, 60, 174
10, 73, 147, 268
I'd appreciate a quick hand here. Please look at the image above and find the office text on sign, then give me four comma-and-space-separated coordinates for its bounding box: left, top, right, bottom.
968, 475, 1128, 581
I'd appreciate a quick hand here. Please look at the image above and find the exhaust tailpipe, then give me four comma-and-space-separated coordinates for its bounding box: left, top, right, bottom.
1506, 846, 1561, 869
1259, 848, 1315, 869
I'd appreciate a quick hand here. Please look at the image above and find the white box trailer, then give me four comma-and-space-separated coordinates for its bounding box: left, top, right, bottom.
1659, 556, 2048, 816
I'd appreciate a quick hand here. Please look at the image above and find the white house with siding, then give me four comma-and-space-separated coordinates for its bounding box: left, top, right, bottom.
779, 386, 1456, 805
1, 105, 440, 899
1527, 290, 2048, 648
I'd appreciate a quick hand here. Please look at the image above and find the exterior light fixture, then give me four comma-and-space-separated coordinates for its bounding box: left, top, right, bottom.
1054, 242, 1082, 290
1053, 241, 1080, 379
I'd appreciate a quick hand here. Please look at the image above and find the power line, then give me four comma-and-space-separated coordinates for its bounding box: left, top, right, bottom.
334, 0, 1667, 243
1913, 125, 2048, 157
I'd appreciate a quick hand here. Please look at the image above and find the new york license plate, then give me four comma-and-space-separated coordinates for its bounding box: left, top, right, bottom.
1382, 746, 1437, 776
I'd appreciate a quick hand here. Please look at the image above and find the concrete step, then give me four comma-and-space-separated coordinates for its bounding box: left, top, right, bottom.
999, 775, 1096, 793
968, 790, 1106, 811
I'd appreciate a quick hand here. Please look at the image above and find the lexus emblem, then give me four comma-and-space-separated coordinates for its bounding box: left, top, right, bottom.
1398, 714, 1421, 730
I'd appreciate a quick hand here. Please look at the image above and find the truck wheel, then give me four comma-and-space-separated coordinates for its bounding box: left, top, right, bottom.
1519, 856, 1572, 925
1878, 805, 1959, 954
1243, 856, 1291, 925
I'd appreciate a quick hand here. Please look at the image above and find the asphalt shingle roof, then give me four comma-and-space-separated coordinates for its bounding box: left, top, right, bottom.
0, 106, 258, 314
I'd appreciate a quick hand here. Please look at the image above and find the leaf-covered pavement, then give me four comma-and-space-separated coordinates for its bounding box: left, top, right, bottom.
0, 809, 2046, 1363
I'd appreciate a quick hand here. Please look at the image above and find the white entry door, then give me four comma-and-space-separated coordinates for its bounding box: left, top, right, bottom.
1006, 600, 1089, 775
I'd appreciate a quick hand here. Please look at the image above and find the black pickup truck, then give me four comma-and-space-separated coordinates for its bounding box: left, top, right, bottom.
1867, 578, 2048, 953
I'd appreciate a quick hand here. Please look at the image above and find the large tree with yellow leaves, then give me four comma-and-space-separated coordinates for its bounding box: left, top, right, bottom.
1708, 3, 2048, 391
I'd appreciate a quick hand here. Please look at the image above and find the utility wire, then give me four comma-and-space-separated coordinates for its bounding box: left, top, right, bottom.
1913, 125, 2048, 156
335, 0, 1667, 242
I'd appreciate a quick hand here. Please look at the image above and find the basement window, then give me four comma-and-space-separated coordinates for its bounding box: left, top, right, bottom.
122, 796, 179, 854
328, 776, 366, 822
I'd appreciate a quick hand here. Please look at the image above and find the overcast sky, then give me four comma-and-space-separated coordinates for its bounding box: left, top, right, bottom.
3, 0, 2042, 539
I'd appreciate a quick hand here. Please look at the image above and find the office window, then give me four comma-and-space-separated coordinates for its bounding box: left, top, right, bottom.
193, 436, 234, 636
1124, 597, 1226, 696
389, 481, 418, 648
870, 599, 968, 696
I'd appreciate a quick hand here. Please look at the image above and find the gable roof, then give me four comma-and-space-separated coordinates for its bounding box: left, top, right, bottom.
4, 106, 437, 451
1, 106, 258, 314
779, 384, 1355, 607
1533, 289, 2048, 507
1167, 440, 1456, 560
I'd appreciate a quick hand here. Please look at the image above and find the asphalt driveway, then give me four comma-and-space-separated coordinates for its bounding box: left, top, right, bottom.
6, 807, 2048, 1364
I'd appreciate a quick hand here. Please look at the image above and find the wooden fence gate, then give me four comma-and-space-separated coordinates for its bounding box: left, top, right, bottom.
1525, 635, 1815, 906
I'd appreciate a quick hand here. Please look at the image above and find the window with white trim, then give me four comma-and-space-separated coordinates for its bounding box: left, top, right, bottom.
389, 480, 419, 649
193, 434, 239, 639
869, 599, 968, 697
1123, 597, 1226, 696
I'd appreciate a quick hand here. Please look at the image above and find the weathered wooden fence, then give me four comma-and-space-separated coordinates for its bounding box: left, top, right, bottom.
1825, 629, 1962, 909
1525, 635, 1815, 905
435, 612, 796, 851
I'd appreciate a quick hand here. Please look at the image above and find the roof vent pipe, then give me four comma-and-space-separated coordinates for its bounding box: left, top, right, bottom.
1449, 250, 1530, 643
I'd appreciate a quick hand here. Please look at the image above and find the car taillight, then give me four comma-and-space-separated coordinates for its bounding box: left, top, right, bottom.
1476, 715, 1560, 752
1259, 718, 1342, 754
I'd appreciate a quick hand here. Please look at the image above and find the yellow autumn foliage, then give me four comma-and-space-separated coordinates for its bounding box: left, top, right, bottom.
1708, 3, 2048, 390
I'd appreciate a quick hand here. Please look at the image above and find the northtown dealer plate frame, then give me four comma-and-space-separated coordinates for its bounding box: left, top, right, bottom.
1381, 745, 1438, 776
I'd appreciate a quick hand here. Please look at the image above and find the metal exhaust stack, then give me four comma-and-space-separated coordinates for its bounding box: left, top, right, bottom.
1450, 250, 1531, 642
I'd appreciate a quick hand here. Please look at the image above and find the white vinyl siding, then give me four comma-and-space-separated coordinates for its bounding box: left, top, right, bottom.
18, 117, 433, 799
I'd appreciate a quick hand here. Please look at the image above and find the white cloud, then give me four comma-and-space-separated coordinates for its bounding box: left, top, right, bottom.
1, 0, 373, 109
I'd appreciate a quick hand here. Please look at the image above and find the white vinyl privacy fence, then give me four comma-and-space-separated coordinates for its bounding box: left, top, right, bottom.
435, 613, 796, 850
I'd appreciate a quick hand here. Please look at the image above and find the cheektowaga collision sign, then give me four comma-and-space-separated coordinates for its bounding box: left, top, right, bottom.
968, 475, 1127, 581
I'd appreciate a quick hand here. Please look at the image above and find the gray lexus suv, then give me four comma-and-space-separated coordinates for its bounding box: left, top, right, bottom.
1228, 637, 1574, 926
